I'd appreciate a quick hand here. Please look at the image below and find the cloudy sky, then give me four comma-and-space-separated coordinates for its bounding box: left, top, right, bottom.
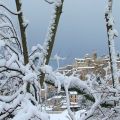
1, 0, 120, 67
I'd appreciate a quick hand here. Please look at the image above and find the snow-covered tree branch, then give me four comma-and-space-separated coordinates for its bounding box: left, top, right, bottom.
105, 0, 119, 88
40, 0, 64, 86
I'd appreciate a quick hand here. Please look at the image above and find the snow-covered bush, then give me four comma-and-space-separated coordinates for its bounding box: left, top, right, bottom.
0, 2, 48, 120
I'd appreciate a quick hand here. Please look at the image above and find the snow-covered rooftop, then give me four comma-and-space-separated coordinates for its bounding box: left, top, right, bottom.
69, 91, 77, 95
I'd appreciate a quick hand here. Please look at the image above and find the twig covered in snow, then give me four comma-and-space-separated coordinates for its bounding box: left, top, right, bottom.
0, 3, 21, 15
44, 0, 54, 4
0, 13, 22, 53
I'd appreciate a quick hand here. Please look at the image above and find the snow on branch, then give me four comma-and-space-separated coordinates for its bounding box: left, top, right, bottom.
0, 14, 46, 118
43, 0, 63, 64
105, 0, 119, 87
0, 3, 21, 15
0, 41, 48, 119
0, 83, 49, 120
41, 65, 120, 119
0, 12, 22, 53
44, 0, 54, 4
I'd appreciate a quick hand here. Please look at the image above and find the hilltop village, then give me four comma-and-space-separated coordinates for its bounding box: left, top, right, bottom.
41, 52, 120, 112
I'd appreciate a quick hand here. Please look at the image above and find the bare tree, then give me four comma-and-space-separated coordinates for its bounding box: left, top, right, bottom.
15, 0, 30, 92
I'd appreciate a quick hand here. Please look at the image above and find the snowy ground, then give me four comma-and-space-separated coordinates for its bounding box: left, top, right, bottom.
49, 110, 86, 120
49, 110, 71, 120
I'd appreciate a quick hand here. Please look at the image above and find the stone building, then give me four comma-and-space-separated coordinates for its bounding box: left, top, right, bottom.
69, 91, 78, 103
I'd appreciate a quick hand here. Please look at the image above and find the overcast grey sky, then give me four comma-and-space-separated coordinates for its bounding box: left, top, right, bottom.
2, 0, 120, 67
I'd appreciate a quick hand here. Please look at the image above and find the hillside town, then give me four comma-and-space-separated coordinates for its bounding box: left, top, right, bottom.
41, 52, 120, 113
